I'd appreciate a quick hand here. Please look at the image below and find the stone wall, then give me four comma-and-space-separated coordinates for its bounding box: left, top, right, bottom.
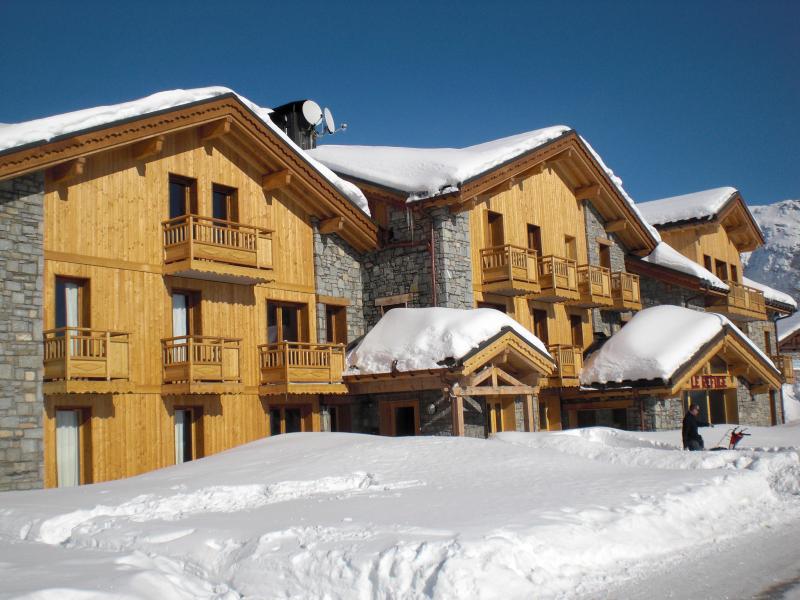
430, 207, 473, 310
640, 395, 683, 431
312, 220, 366, 343
639, 276, 707, 312
0, 173, 45, 491
736, 378, 778, 427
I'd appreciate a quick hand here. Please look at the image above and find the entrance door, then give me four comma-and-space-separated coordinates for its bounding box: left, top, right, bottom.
394, 406, 417, 436
56, 410, 80, 487
708, 391, 727, 425
487, 400, 504, 434
174, 408, 198, 464
269, 405, 311, 434
267, 303, 302, 343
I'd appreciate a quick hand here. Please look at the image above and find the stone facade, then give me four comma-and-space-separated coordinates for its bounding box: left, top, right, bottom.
639, 276, 707, 312
312, 220, 366, 343
0, 173, 45, 491
639, 396, 683, 431
430, 207, 473, 311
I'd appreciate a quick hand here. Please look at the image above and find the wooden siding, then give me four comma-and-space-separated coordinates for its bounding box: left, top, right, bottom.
659, 225, 743, 283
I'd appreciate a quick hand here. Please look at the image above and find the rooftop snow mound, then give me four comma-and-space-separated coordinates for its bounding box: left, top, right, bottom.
638, 187, 738, 226
309, 127, 572, 201
345, 307, 550, 375
743, 276, 798, 309
0, 86, 370, 216
580, 305, 774, 386
641, 242, 729, 291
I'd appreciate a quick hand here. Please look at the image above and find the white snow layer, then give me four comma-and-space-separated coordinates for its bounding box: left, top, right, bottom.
1, 427, 799, 599
641, 242, 729, 290
0, 86, 370, 215
784, 383, 800, 422
743, 276, 798, 309
309, 126, 570, 201
580, 305, 774, 385
637, 186, 738, 226
345, 307, 550, 375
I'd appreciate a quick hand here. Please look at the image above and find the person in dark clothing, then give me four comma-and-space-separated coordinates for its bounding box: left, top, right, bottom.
682, 403, 711, 450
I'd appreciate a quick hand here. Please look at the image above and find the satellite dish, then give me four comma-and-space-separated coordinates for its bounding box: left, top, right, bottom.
301, 100, 322, 127
323, 107, 336, 134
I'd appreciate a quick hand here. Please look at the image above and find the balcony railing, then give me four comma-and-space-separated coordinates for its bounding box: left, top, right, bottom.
575, 265, 612, 307
44, 328, 130, 381
163, 214, 273, 271
259, 342, 345, 388
772, 354, 794, 383
535, 255, 579, 301
479, 245, 539, 295
162, 335, 241, 384
709, 281, 766, 321
610, 271, 642, 311
548, 344, 583, 385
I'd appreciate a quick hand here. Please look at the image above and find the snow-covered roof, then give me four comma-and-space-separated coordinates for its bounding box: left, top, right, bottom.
743, 276, 798, 310
345, 307, 550, 376
0, 87, 370, 215
778, 311, 800, 343
580, 305, 775, 386
641, 242, 729, 291
309, 127, 570, 202
638, 187, 738, 227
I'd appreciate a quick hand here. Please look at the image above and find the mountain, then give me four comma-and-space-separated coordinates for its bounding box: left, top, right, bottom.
743, 199, 800, 305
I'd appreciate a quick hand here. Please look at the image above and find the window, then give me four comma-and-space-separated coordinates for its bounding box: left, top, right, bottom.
269, 405, 310, 434
174, 407, 203, 464
577, 410, 597, 428
55, 277, 89, 330
486, 211, 504, 247
325, 305, 347, 344
527, 224, 543, 255
598, 242, 612, 270
730, 264, 739, 283
381, 400, 419, 436
683, 390, 735, 425
703, 255, 713, 272
564, 235, 577, 261
325, 405, 351, 432
56, 408, 91, 487
171, 291, 201, 338
769, 391, 778, 426
267, 302, 303, 343
569, 314, 584, 347
612, 408, 628, 430
538, 400, 548, 431
531, 307, 549, 345
715, 259, 728, 281
169, 175, 197, 219
212, 184, 238, 223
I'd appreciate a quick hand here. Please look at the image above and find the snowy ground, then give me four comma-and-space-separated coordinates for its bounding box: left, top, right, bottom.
1, 425, 799, 599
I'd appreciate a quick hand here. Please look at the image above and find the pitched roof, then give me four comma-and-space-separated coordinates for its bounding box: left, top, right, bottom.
639, 242, 729, 292
638, 187, 737, 226
778, 311, 800, 343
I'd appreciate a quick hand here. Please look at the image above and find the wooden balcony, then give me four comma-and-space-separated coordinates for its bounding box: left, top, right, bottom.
43, 328, 131, 394
708, 281, 767, 322
163, 215, 273, 284
609, 272, 642, 311
573, 265, 613, 308
547, 345, 583, 387
772, 354, 794, 383
532, 255, 579, 302
259, 342, 348, 395
162, 336, 243, 394
479, 245, 540, 296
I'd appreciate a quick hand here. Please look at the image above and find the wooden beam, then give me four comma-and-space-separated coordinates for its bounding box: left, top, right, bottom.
262, 168, 292, 192
493, 367, 526, 387
454, 385, 536, 396
49, 157, 86, 185
131, 135, 164, 161
549, 149, 573, 164
319, 216, 344, 234
452, 394, 465, 436
198, 117, 232, 142
574, 183, 600, 201
606, 219, 627, 233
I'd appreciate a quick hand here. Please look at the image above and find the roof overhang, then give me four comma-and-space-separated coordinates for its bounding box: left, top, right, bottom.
625, 256, 728, 296
0, 93, 378, 252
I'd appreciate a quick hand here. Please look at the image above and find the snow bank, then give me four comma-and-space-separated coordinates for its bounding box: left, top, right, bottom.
345, 307, 550, 375
310, 126, 570, 201
784, 383, 800, 422
743, 276, 798, 309
580, 305, 773, 386
0, 87, 370, 215
638, 187, 737, 226
641, 242, 729, 290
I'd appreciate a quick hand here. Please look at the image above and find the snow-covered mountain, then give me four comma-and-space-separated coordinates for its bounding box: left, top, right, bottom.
743, 199, 800, 304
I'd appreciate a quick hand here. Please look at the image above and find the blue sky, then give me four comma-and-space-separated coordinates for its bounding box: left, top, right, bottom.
1, 0, 797, 205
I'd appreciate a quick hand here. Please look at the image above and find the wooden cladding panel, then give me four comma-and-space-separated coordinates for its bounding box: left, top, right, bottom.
44, 128, 314, 290
660, 226, 743, 283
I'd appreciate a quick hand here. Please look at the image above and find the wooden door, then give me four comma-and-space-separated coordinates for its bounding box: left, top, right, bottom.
570, 314, 583, 347
531, 308, 549, 345
486, 211, 504, 247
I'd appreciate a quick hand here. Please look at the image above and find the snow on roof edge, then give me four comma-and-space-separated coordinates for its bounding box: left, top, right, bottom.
742, 276, 798, 310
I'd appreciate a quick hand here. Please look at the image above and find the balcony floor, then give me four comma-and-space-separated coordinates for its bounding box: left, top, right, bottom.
482, 279, 541, 296
43, 380, 134, 395
259, 382, 349, 396
164, 258, 272, 285
162, 382, 246, 395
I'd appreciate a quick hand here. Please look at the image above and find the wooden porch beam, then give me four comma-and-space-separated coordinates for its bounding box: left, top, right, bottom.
49, 157, 86, 185
574, 183, 600, 201
606, 219, 627, 233
319, 216, 345, 234
131, 135, 165, 161
262, 168, 292, 192
199, 117, 232, 142
454, 385, 536, 396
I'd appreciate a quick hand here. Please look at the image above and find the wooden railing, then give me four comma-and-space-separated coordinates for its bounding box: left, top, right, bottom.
610, 271, 642, 310
577, 265, 612, 304
538, 255, 578, 293
548, 344, 583, 381
480, 245, 539, 286
163, 214, 273, 270
724, 281, 766, 317
43, 328, 129, 381
259, 342, 345, 386
772, 354, 795, 383
162, 335, 240, 384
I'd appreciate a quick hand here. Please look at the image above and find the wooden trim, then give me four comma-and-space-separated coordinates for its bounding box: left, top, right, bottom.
262, 168, 292, 191
131, 136, 164, 161
316, 294, 350, 306
319, 216, 345, 234
49, 157, 86, 185
199, 117, 232, 142
375, 293, 413, 306
605, 219, 627, 233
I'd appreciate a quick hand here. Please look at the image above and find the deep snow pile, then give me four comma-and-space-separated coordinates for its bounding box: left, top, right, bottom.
345, 307, 550, 375
1, 426, 799, 599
